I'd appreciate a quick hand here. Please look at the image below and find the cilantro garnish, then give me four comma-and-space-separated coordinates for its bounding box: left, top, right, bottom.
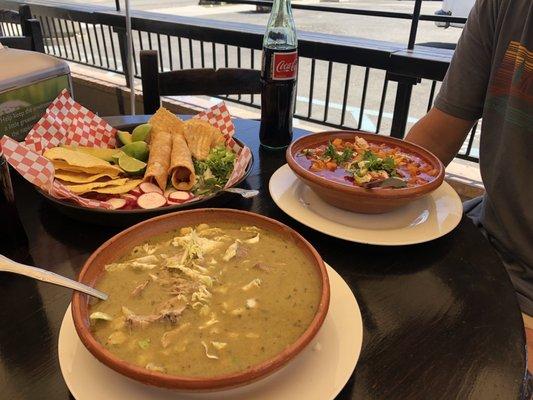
362, 150, 396, 174
324, 141, 354, 164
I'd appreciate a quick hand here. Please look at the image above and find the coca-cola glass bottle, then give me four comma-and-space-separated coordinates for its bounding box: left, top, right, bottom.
259, 0, 298, 149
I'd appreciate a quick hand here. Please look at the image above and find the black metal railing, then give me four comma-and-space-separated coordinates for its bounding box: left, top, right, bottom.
0, 0, 479, 162
0, 7, 22, 38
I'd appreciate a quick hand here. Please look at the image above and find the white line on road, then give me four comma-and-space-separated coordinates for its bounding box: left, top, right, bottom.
296, 95, 419, 131
150, 5, 256, 17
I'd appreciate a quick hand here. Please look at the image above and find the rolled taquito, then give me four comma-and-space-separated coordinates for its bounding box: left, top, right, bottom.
143, 129, 172, 190
169, 132, 196, 190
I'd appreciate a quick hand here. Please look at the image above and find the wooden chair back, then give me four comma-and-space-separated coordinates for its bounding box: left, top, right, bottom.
140, 49, 261, 114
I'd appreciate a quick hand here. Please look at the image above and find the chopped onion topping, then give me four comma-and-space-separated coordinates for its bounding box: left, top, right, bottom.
199, 314, 219, 329
242, 278, 262, 291
245, 298, 257, 309
211, 341, 227, 350
231, 307, 245, 316
107, 331, 127, 345
145, 363, 165, 372
201, 341, 219, 359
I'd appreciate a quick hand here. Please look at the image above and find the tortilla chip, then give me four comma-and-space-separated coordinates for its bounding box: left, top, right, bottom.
149, 107, 184, 138
66, 178, 129, 194
52, 160, 121, 176
186, 119, 225, 146
183, 120, 223, 161
44, 147, 121, 173
55, 171, 119, 183
93, 179, 142, 194
211, 131, 225, 147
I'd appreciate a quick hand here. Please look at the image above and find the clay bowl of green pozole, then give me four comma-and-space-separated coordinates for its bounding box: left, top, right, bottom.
72, 208, 330, 390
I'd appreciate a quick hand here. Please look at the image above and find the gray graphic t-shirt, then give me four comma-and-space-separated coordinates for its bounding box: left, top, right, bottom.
434, 0, 533, 313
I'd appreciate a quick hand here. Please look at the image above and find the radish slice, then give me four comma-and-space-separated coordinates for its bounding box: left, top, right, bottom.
130, 188, 143, 197
121, 194, 137, 202
140, 182, 163, 194
121, 194, 138, 208
164, 187, 177, 198
104, 198, 127, 210
168, 191, 192, 202
94, 193, 113, 202
137, 192, 166, 209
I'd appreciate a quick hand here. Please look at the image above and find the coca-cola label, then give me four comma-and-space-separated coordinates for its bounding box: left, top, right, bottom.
271, 51, 298, 80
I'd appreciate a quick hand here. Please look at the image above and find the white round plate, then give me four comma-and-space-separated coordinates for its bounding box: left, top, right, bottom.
269, 164, 462, 246
58, 264, 362, 400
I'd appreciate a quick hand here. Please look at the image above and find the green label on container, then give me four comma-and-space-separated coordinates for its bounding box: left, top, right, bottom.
0, 75, 70, 142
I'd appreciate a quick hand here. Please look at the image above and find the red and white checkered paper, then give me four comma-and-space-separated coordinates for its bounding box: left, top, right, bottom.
0, 90, 252, 209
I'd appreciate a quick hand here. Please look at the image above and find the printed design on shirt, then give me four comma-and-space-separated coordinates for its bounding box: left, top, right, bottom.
486, 41, 532, 129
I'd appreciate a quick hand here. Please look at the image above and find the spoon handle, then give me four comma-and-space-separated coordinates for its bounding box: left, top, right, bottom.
0, 254, 108, 301
223, 187, 259, 198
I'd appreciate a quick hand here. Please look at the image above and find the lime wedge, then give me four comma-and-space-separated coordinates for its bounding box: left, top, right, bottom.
112, 150, 126, 161
120, 141, 149, 162
117, 130, 133, 146
132, 123, 152, 142
118, 153, 146, 175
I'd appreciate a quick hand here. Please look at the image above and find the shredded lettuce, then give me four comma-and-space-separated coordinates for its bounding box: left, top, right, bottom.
222, 241, 239, 261
171, 230, 222, 262
193, 146, 236, 195
243, 233, 260, 244
89, 311, 113, 321
105, 255, 158, 272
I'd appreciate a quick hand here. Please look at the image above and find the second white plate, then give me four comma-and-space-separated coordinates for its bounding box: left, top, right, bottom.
269, 164, 462, 245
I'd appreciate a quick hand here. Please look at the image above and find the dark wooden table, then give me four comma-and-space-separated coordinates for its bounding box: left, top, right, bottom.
0, 117, 527, 400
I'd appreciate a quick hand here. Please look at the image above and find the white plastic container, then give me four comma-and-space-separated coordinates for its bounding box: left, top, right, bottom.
0, 47, 71, 141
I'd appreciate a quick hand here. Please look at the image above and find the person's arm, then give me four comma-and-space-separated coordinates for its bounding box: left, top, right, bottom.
405, 0, 496, 166
405, 108, 476, 166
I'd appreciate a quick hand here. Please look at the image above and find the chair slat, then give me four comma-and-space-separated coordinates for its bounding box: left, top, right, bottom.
0, 36, 33, 50
140, 49, 261, 115
159, 68, 261, 96
140, 50, 161, 114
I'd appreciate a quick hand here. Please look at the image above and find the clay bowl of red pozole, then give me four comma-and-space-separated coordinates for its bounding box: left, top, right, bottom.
286, 131, 444, 214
